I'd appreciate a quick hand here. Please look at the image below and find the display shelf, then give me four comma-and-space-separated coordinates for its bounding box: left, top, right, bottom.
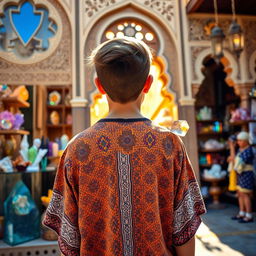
196, 119, 222, 123
198, 132, 223, 136
199, 148, 227, 153
2, 96, 30, 109
0, 238, 60, 255
199, 164, 212, 168
0, 167, 57, 175
47, 104, 65, 109
46, 86, 72, 141
229, 120, 256, 126
0, 129, 29, 135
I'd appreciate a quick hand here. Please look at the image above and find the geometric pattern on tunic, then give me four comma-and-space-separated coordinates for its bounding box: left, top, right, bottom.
173, 180, 204, 235
117, 152, 134, 256
44, 190, 80, 249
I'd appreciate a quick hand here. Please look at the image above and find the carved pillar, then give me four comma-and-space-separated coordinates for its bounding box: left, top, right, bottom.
234, 83, 254, 109
178, 98, 200, 183
71, 0, 89, 135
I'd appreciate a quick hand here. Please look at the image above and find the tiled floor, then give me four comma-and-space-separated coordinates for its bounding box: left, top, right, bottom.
196, 203, 256, 256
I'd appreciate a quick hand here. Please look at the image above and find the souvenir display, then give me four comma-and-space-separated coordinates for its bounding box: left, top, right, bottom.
4, 137, 17, 156
60, 134, 69, 150
10, 85, 29, 101
52, 142, 59, 157
13, 113, 24, 130
203, 164, 226, 179
19, 135, 29, 162
48, 91, 61, 106
0, 111, 15, 129
66, 114, 72, 124
65, 93, 71, 106
26, 148, 48, 172
28, 138, 41, 164
50, 111, 60, 125
0, 84, 12, 98
203, 139, 225, 150
197, 106, 212, 121
0, 157, 13, 173
230, 107, 250, 122
4, 181, 40, 245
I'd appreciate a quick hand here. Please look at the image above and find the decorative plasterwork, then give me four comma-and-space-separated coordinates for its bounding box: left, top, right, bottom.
62, 0, 72, 12
191, 46, 239, 85
0, 0, 63, 65
188, 17, 232, 42
243, 19, 256, 80
83, 0, 176, 35
0, 0, 72, 85
190, 46, 209, 81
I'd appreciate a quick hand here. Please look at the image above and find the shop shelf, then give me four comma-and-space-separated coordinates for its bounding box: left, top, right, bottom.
47, 104, 65, 109
46, 124, 64, 128
198, 132, 223, 136
0, 130, 29, 135
0, 167, 57, 174
0, 238, 60, 254
229, 120, 256, 126
199, 148, 227, 153
2, 96, 30, 108
196, 119, 222, 123
199, 164, 212, 168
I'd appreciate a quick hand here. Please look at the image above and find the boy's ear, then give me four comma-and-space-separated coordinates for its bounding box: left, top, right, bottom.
94, 77, 106, 95
142, 75, 153, 93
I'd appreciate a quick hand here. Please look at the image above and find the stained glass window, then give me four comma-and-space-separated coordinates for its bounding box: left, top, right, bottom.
0, 1, 58, 58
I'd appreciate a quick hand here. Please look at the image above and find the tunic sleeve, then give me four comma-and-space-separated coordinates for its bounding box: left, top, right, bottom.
43, 149, 80, 256
172, 137, 206, 246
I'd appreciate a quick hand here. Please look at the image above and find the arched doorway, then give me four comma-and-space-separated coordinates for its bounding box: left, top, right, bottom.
89, 17, 178, 126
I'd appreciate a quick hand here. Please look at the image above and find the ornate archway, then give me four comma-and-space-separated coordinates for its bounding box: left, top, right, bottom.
83, 4, 180, 126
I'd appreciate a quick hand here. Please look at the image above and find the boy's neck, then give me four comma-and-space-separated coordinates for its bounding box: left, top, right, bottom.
106, 98, 144, 119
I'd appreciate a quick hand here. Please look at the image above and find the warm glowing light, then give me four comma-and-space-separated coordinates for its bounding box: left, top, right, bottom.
135, 32, 143, 40
145, 32, 154, 41
106, 31, 115, 39
117, 24, 124, 31
124, 22, 128, 26
116, 32, 125, 38
135, 25, 142, 31
131, 23, 136, 27
233, 35, 241, 48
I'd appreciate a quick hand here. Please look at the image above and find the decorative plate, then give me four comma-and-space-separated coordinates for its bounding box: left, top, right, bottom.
49, 91, 61, 106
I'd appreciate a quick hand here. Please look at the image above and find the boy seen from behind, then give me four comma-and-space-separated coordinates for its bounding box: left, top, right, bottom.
43, 37, 206, 256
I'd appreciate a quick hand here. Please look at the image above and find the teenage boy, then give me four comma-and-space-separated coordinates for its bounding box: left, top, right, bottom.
43, 37, 206, 256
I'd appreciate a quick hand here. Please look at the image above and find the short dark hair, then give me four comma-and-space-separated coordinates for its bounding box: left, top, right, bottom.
89, 37, 152, 103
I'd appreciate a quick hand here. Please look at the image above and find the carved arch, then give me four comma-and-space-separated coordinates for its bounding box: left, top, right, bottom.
82, 1, 178, 54
249, 50, 256, 81
194, 48, 239, 86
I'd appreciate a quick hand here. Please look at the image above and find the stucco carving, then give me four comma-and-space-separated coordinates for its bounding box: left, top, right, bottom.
85, 0, 116, 17
190, 46, 209, 81
83, 0, 176, 33
188, 17, 232, 42
144, 0, 174, 22
242, 19, 256, 80
0, 0, 72, 85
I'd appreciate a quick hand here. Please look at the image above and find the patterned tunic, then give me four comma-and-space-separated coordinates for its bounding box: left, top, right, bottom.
235, 146, 255, 192
43, 118, 206, 256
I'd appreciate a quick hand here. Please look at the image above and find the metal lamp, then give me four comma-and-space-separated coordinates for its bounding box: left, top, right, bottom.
211, 26, 225, 60
228, 0, 244, 59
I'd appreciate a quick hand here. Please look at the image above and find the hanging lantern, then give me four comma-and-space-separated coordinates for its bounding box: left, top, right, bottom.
228, 20, 244, 58
210, 26, 225, 60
